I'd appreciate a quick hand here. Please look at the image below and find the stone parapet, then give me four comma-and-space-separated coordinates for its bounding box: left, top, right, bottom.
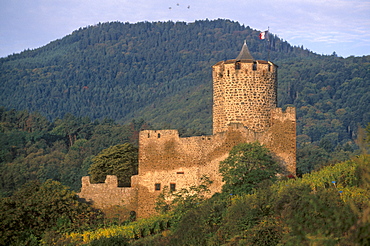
78, 175, 137, 212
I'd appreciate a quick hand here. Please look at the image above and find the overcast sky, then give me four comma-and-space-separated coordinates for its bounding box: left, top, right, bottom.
1, 0, 369, 58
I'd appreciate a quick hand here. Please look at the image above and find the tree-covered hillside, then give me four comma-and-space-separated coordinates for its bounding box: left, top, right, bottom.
0, 107, 149, 196
0, 19, 369, 167
0, 19, 312, 129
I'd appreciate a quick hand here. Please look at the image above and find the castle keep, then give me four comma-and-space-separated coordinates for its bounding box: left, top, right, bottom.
78, 42, 296, 218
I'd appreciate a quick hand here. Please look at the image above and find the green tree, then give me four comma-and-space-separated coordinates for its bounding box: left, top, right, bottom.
89, 143, 138, 187
275, 184, 356, 245
219, 142, 281, 196
366, 122, 370, 143
296, 143, 330, 175
0, 180, 101, 245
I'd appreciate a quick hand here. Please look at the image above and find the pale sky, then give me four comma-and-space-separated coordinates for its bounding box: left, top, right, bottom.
1, 0, 370, 58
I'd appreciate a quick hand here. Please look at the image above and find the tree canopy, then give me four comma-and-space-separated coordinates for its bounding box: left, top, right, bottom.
0, 180, 101, 245
89, 143, 138, 187
219, 142, 281, 196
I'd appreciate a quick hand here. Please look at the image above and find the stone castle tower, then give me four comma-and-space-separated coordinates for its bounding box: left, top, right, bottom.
213, 41, 277, 134
78, 41, 296, 218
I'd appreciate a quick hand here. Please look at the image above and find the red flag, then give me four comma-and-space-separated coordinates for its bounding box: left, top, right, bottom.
259, 31, 268, 40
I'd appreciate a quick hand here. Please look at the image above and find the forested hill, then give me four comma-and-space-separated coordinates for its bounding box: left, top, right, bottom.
0, 19, 369, 147
0, 20, 312, 129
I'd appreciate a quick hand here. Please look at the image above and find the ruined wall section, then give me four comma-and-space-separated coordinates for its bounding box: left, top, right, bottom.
213, 60, 277, 134
78, 175, 137, 212
266, 107, 297, 174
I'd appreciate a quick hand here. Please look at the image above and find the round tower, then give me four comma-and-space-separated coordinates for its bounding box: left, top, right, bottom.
212, 41, 278, 134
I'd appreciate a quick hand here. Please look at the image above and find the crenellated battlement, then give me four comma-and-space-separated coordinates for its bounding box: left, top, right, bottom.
140, 129, 179, 140
81, 175, 120, 188
213, 60, 277, 78
271, 107, 296, 122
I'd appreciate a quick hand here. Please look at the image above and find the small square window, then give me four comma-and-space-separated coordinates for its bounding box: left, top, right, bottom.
170, 183, 176, 191
252, 62, 257, 71
155, 183, 161, 191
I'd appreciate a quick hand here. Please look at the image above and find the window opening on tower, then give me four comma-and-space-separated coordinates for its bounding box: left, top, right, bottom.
253, 62, 257, 71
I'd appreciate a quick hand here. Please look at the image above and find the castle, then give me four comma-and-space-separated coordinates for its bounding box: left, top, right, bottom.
78, 41, 296, 218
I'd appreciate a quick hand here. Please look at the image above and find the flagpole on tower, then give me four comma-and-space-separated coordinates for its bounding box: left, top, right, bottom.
267, 26, 270, 61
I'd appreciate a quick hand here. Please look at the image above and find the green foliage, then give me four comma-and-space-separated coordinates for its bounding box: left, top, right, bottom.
65, 213, 172, 245
129, 232, 172, 246
0, 180, 102, 245
300, 157, 361, 190
366, 122, 370, 144
214, 181, 277, 244
296, 143, 330, 175
242, 216, 284, 246
219, 142, 281, 196
165, 194, 227, 246
276, 185, 356, 244
88, 236, 130, 246
88, 143, 138, 186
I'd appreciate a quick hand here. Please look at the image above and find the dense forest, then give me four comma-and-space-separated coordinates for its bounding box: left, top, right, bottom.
0, 108, 149, 196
